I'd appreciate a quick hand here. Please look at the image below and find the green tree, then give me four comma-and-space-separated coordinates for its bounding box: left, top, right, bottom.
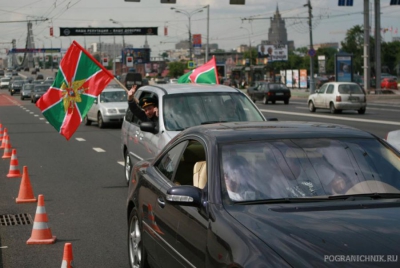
168, 61, 186, 78
161, 52, 169, 60
243, 48, 257, 65
340, 25, 365, 74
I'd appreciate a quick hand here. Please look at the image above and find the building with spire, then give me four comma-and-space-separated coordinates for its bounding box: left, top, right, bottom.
143, 36, 150, 48
261, 4, 295, 51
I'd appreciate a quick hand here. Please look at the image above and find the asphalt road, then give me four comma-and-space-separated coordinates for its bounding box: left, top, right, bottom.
0, 93, 128, 267
1, 78, 400, 267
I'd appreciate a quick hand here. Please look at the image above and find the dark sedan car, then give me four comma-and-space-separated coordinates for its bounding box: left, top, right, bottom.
31, 85, 49, 103
9, 80, 24, 95
247, 82, 291, 104
127, 121, 400, 268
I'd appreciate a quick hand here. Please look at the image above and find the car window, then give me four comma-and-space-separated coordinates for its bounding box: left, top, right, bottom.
326, 85, 334, 94
318, 84, 328, 93
269, 83, 287, 90
100, 90, 127, 103
163, 92, 264, 131
220, 138, 400, 202
338, 84, 364, 94
155, 141, 188, 181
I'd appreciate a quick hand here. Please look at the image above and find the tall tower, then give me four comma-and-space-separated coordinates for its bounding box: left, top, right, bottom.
268, 4, 288, 45
143, 35, 150, 48
26, 22, 35, 68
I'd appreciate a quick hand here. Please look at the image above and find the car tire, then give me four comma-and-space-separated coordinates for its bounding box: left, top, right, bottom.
263, 96, 268, 104
271, 100, 276, 104
128, 208, 148, 268
284, 99, 289, 105
330, 103, 337, 114
84, 116, 92, 126
125, 150, 132, 185
358, 108, 366, 114
21, 96, 24, 100
10, 92, 13, 96
308, 101, 316, 112
98, 113, 105, 128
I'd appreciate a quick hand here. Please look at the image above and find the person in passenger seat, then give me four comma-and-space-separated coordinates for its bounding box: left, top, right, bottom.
127, 85, 159, 128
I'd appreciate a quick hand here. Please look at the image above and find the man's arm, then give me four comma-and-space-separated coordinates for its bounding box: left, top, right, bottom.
127, 85, 148, 122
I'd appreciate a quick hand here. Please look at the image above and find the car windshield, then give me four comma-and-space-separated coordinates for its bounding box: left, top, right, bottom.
1, 78, 10, 82
221, 138, 400, 202
268, 83, 288, 90
338, 84, 364, 94
99, 90, 127, 103
163, 92, 264, 131
35, 86, 49, 92
23, 84, 34, 90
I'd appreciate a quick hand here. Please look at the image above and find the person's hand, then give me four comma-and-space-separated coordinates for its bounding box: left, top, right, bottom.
127, 85, 137, 101
154, 107, 159, 117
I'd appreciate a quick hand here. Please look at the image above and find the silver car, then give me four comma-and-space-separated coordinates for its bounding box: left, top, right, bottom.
84, 86, 128, 128
21, 83, 34, 100
121, 83, 267, 184
307, 82, 367, 114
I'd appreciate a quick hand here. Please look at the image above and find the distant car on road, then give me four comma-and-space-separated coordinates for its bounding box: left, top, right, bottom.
31, 85, 49, 103
9, 80, 23, 95
0, 78, 11, 89
84, 86, 128, 128
21, 83, 34, 100
247, 82, 291, 104
381, 78, 398, 90
308, 82, 367, 114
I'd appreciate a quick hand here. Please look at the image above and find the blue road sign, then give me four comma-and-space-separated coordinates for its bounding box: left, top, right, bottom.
308, 48, 316, 57
390, 0, 400, 5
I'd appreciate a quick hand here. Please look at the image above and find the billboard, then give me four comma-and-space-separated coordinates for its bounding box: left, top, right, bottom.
257, 44, 288, 62
60, 27, 158, 36
335, 53, 353, 82
121, 48, 151, 64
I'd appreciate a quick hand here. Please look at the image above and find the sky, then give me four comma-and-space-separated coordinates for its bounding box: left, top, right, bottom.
0, 0, 399, 58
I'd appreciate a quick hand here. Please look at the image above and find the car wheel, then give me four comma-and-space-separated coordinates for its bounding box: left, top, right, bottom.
125, 150, 132, 185
271, 100, 276, 104
284, 99, 289, 105
128, 208, 148, 268
330, 103, 337, 114
84, 115, 92, 126
263, 96, 268, 104
308, 101, 316, 112
98, 113, 105, 128
10, 92, 13, 96
358, 108, 366, 114
21, 96, 24, 100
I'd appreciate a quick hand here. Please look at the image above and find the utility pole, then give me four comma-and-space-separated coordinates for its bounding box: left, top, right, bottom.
374, 0, 381, 94
305, 0, 315, 94
363, 0, 370, 94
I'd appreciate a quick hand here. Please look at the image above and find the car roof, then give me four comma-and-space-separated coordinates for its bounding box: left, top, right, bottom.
102, 86, 125, 92
140, 83, 240, 95
178, 121, 374, 143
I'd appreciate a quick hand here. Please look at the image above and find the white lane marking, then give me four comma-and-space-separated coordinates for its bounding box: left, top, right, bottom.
117, 161, 124, 166
291, 104, 400, 112
0, 246, 8, 249
76, 138, 86, 141
39, 118, 44, 120
93, 147, 105, 152
30, 112, 34, 114
34, 114, 39, 117
260, 108, 400, 126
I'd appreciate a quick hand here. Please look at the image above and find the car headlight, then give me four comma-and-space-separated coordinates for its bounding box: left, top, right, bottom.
107, 108, 118, 114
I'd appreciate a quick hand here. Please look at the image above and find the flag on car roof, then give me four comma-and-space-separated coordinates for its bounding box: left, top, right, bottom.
36, 41, 114, 140
177, 56, 219, 84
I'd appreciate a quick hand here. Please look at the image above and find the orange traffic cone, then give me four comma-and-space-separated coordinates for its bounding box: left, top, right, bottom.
61, 243, 74, 268
0, 123, 3, 141
26, 194, 56, 244
16, 166, 37, 203
0, 128, 8, 149
2, 135, 12, 159
147, 204, 164, 235
7, 149, 21, 178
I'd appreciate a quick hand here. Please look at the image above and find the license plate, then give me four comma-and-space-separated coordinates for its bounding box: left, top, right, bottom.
276, 93, 284, 95
348, 96, 359, 102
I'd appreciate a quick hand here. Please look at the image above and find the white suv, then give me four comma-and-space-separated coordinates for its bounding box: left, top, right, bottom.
121, 83, 266, 184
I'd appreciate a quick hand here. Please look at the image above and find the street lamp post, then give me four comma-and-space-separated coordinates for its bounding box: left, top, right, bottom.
110, 19, 125, 49
240, 27, 252, 85
171, 7, 203, 61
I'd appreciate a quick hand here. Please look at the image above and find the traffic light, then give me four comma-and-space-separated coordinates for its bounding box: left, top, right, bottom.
230, 0, 245, 4
338, 0, 353, 6
390, 0, 400, 5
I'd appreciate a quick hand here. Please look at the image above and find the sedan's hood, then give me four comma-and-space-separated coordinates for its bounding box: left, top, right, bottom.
100, 102, 128, 110
229, 200, 400, 266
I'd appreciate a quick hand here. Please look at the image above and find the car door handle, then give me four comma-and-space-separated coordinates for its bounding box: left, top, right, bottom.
157, 197, 165, 208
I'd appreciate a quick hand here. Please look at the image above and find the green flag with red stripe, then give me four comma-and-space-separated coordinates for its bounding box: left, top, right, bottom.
36, 41, 114, 140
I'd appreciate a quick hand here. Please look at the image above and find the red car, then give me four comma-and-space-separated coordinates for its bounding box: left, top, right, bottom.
381, 78, 398, 89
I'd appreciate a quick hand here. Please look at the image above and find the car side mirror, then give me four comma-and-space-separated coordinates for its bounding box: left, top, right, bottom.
140, 121, 158, 134
166, 185, 203, 207
94, 99, 98, 104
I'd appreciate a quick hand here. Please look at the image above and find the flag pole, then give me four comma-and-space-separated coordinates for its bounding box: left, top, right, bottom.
113, 77, 129, 93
